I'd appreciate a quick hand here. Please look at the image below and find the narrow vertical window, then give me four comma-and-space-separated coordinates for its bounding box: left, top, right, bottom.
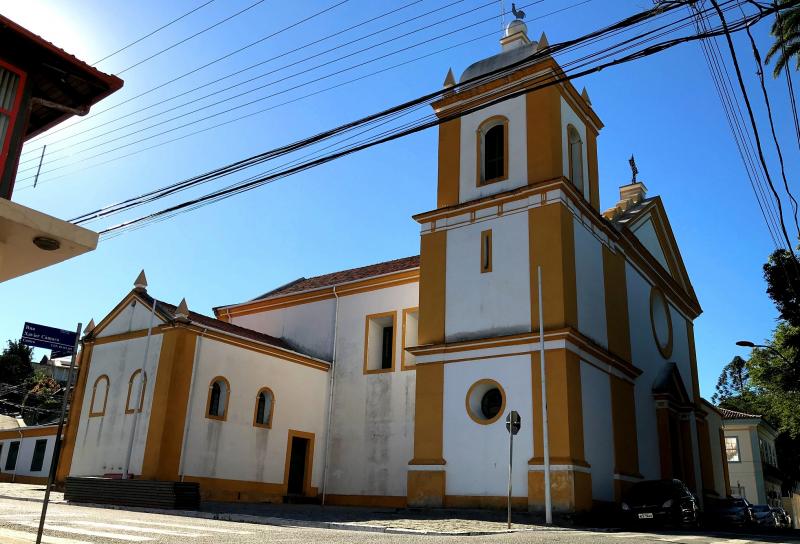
481, 229, 492, 273
254, 387, 275, 428
364, 312, 397, 373
567, 125, 584, 192
206, 377, 230, 420
477, 117, 508, 185
4, 441, 19, 471
30, 439, 47, 472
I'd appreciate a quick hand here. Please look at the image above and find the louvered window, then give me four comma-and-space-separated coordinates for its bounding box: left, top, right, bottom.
0, 63, 23, 187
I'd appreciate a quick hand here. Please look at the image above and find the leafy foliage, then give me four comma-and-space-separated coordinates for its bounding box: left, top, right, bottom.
766, 0, 800, 78
0, 339, 34, 385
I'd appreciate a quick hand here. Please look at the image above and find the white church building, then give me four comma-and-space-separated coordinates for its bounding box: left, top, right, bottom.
58, 18, 730, 512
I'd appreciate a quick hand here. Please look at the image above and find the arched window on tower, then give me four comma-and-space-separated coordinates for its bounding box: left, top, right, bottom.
567, 125, 584, 193
477, 117, 508, 185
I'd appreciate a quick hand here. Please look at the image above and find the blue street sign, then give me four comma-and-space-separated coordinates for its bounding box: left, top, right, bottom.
20, 322, 77, 355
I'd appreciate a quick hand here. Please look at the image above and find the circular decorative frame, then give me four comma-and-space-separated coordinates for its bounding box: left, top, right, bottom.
649, 287, 673, 359
465, 379, 506, 425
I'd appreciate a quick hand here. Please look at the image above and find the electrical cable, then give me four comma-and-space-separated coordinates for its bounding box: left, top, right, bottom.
96, 2, 779, 237
117, 0, 272, 75
92, 0, 217, 66
15, 0, 540, 177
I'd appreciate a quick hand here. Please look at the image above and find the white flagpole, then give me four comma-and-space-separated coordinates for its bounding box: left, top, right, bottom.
123, 298, 156, 479
538, 266, 552, 524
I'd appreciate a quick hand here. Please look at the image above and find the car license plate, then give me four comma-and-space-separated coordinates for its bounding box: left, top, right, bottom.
638, 513, 654, 519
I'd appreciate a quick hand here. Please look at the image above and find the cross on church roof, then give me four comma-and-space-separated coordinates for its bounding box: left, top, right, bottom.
629, 155, 639, 184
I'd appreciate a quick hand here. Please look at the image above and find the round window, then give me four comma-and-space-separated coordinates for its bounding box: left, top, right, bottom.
465, 379, 506, 425
650, 287, 673, 358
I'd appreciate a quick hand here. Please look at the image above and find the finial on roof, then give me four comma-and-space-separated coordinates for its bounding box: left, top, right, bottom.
443, 68, 455, 88
84, 319, 96, 335
133, 270, 147, 292
581, 87, 592, 105
536, 32, 549, 53
629, 155, 639, 184
511, 3, 526, 20
174, 298, 190, 322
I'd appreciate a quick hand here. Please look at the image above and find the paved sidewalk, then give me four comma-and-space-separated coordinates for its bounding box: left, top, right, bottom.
0, 483, 557, 535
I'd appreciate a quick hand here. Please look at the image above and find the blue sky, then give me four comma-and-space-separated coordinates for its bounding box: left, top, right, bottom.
0, 0, 796, 399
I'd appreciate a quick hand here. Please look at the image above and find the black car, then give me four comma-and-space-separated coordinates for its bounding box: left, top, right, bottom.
620, 479, 700, 527
704, 497, 754, 528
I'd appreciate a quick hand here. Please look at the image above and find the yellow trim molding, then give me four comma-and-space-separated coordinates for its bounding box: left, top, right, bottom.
465, 379, 506, 425
437, 118, 460, 207
409, 362, 445, 465
283, 429, 316, 496
88, 374, 109, 417
407, 470, 445, 508
602, 245, 632, 363
418, 230, 447, 346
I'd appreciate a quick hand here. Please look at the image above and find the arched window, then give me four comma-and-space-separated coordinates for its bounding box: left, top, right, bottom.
567, 125, 584, 192
125, 369, 147, 414
253, 387, 275, 428
206, 377, 230, 420
477, 117, 508, 185
89, 375, 110, 417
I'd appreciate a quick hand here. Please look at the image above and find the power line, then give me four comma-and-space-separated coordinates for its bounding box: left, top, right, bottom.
20, 0, 418, 149
117, 0, 272, 74
91, 0, 769, 237
709, 0, 799, 260
15, 0, 521, 176
15, 0, 557, 186
92, 0, 217, 66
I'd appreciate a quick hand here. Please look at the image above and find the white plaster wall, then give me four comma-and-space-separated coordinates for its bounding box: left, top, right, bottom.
705, 409, 727, 497
442, 355, 532, 497
97, 299, 163, 338
69, 334, 163, 477
230, 298, 336, 361
580, 362, 614, 502
0, 432, 57, 478
445, 212, 531, 342
325, 282, 418, 497
458, 95, 527, 203
573, 219, 608, 348
181, 337, 329, 488
560, 97, 590, 201
631, 219, 670, 272
725, 427, 761, 503
626, 263, 663, 480
669, 312, 695, 402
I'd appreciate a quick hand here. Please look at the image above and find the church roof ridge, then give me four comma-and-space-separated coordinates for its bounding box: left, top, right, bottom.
214, 255, 420, 311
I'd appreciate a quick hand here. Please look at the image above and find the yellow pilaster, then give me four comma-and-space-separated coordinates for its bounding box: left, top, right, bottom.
602, 246, 632, 364
437, 119, 460, 207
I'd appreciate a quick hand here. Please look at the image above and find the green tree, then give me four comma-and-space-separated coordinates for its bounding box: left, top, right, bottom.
766, 0, 800, 78
0, 339, 34, 385
21, 371, 62, 425
763, 249, 800, 329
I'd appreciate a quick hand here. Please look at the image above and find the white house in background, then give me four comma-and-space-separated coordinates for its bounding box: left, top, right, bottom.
0, 424, 59, 484
58, 16, 730, 512
721, 407, 783, 505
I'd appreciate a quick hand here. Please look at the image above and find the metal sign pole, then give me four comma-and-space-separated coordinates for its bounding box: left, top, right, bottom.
35, 322, 81, 544
507, 427, 514, 529
538, 266, 552, 524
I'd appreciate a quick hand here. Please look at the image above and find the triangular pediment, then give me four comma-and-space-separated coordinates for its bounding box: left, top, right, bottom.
625, 198, 697, 303
652, 362, 692, 407
91, 291, 169, 338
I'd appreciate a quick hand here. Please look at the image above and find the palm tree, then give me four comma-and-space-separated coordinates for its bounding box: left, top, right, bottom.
766, 0, 800, 78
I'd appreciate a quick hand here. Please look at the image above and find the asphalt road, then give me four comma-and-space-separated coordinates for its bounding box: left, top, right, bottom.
0, 497, 798, 544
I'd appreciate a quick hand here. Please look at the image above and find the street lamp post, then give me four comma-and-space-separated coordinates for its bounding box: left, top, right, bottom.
735, 340, 793, 365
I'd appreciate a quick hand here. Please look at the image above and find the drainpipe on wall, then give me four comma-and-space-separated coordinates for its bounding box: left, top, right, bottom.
178, 328, 207, 483
321, 286, 340, 506
123, 298, 157, 479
